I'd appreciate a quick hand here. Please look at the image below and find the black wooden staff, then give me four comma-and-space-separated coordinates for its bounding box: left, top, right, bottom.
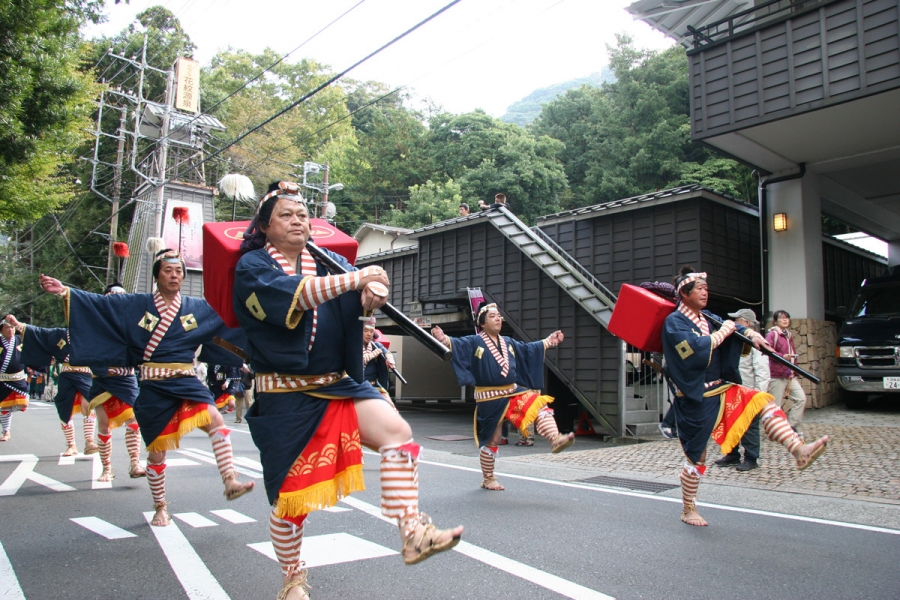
306, 241, 452, 361
705, 313, 820, 384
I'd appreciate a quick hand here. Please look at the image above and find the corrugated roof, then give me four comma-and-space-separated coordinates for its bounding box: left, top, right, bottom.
356, 244, 420, 262
352, 223, 414, 239
625, 0, 755, 47
535, 184, 756, 224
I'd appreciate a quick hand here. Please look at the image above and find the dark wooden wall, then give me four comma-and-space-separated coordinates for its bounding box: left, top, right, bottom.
689, 0, 900, 140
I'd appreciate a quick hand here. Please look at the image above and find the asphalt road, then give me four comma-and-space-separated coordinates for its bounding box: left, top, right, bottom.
1, 400, 898, 599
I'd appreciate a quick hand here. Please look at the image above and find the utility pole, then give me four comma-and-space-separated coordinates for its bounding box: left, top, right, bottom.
153, 64, 176, 239
321, 162, 329, 220
106, 109, 128, 285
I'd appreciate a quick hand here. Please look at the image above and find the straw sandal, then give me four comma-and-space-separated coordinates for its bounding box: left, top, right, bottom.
796, 435, 829, 471
401, 513, 463, 565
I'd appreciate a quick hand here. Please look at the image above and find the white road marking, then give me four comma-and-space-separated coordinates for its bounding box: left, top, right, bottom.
58, 454, 112, 489
339, 496, 614, 599
162, 458, 203, 468
175, 448, 262, 479
0, 539, 25, 599
71, 517, 137, 540
58, 454, 78, 465
143, 512, 230, 600
418, 459, 900, 536
455, 541, 614, 600
0, 454, 75, 495
174, 512, 219, 528
233, 456, 263, 470
210, 509, 256, 524
248, 533, 396, 568
91, 454, 111, 490
322, 506, 352, 513
25, 400, 51, 409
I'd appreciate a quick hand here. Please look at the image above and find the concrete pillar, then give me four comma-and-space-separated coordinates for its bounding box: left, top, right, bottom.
766, 173, 837, 409
766, 173, 824, 320
889, 239, 900, 271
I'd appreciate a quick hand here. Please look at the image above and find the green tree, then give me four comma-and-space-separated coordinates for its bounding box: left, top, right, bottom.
532, 35, 753, 207
201, 48, 357, 220
427, 110, 567, 224
381, 179, 463, 229
339, 83, 434, 230
0, 0, 102, 221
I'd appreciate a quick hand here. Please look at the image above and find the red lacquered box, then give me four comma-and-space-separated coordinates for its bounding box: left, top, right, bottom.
203, 219, 359, 327
608, 283, 675, 353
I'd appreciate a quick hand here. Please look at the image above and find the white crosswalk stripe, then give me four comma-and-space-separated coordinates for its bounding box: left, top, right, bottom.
71, 517, 137, 540
176, 448, 263, 479
210, 509, 256, 524
248, 533, 397, 569
174, 512, 219, 528
0, 539, 25, 600
143, 512, 230, 600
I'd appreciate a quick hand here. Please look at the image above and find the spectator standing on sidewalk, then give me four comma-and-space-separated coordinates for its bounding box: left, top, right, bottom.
766, 310, 806, 434
714, 309, 770, 472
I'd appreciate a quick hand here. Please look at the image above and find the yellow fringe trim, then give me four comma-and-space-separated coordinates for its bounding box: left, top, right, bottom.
517, 394, 555, 434
0, 398, 28, 410
108, 408, 135, 430
147, 407, 212, 453
215, 394, 235, 409
274, 464, 366, 518
88, 392, 112, 412
719, 391, 773, 455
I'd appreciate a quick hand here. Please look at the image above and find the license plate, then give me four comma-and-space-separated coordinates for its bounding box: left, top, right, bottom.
885, 377, 900, 390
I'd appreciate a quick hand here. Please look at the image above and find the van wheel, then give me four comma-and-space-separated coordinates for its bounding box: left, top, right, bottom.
843, 391, 869, 410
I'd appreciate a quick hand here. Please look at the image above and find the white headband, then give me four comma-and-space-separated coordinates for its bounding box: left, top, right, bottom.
676, 272, 707, 294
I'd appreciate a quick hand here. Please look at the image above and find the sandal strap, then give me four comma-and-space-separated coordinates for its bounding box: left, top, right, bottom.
277, 566, 310, 600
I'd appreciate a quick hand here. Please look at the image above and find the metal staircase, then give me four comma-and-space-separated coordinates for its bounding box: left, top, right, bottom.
484, 207, 663, 438
485, 207, 617, 326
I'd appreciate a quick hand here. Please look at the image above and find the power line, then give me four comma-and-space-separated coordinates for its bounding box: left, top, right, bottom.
170, 0, 462, 186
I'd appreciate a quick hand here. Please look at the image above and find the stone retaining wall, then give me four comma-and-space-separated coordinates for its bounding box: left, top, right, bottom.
764, 318, 838, 408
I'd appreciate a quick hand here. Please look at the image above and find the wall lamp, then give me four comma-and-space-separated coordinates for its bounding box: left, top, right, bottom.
773, 213, 788, 232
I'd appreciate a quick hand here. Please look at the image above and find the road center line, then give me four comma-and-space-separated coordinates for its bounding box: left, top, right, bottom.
417, 458, 900, 535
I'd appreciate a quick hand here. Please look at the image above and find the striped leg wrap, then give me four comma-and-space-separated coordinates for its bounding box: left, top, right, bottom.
62, 421, 75, 446
97, 433, 112, 467
269, 508, 306, 576
146, 462, 167, 505
680, 462, 704, 511
379, 440, 420, 532
83, 415, 96, 444
0, 410, 11, 434
535, 407, 559, 440
207, 426, 234, 480
479, 445, 498, 479
761, 402, 803, 456
125, 423, 142, 464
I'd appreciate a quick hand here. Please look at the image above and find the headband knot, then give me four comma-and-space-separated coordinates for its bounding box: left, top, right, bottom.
256, 181, 303, 214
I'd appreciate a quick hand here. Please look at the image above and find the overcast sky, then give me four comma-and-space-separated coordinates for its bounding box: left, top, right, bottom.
87, 0, 675, 117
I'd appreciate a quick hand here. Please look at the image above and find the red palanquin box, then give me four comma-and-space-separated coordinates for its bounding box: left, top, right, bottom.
203, 219, 359, 327
608, 283, 676, 353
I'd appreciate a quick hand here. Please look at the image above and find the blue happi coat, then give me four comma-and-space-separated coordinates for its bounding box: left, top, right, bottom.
661, 308, 749, 462
445, 333, 547, 446
64, 289, 243, 445
20, 325, 92, 422
234, 246, 382, 504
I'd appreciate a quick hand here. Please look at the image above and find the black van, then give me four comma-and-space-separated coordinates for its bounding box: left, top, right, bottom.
836, 267, 900, 408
